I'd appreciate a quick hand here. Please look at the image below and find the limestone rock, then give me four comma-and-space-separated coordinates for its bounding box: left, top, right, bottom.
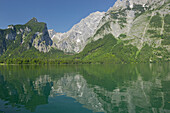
92, 0, 170, 51
49, 11, 105, 53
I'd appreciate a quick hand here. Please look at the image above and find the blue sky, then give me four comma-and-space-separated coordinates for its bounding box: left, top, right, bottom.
0, 0, 116, 32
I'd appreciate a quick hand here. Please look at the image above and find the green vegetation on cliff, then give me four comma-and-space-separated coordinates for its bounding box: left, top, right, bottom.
0, 18, 53, 64
150, 14, 162, 28
162, 14, 170, 45
0, 7, 170, 65
0, 33, 169, 64
74, 34, 168, 64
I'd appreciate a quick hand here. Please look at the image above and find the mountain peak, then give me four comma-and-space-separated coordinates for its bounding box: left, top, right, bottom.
31, 17, 38, 22
49, 11, 105, 53
26, 17, 38, 25
108, 0, 165, 11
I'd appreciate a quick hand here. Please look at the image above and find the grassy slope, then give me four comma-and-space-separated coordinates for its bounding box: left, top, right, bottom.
162, 14, 170, 45
75, 33, 169, 64
75, 34, 138, 64
1, 33, 169, 64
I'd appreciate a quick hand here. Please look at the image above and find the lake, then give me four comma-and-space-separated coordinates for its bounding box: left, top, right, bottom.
0, 63, 169, 113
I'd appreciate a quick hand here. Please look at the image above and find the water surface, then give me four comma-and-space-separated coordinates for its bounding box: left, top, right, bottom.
0, 64, 169, 113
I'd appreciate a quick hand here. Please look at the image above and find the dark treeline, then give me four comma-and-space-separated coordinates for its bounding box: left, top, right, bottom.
0, 58, 99, 65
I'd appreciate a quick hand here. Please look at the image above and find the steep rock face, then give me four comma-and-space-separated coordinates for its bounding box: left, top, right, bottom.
110, 0, 166, 10
48, 29, 56, 38
25, 18, 52, 52
31, 25, 52, 52
0, 31, 6, 56
94, 0, 169, 44
48, 0, 169, 55
49, 11, 105, 53
93, 0, 169, 50
0, 18, 52, 57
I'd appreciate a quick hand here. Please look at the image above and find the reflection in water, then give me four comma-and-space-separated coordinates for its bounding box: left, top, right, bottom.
0, 73, 53, 112
50, 74, 104, 112
0, 64, 169, 113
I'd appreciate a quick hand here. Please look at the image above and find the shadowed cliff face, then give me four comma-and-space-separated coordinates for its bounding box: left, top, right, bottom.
0, 64, 169, 113
0, 18, 52, 56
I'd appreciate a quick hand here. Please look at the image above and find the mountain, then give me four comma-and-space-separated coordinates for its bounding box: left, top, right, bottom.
0, 0, 169, 64
49, 11, 105, 53
0, 18, 68, 61
0, 18, 70, 63
0, 17, 52, 56
74, 0, 170, 63
48, 29, 56, 38
93, 0, 169, 47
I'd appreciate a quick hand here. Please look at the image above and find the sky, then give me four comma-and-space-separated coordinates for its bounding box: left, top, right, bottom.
0, 0, 116, 33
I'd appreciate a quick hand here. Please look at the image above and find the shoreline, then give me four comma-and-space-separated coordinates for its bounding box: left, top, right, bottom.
0, 62, 169, 66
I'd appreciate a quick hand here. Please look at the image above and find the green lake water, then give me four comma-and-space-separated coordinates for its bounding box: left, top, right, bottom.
0, 63, 169, 113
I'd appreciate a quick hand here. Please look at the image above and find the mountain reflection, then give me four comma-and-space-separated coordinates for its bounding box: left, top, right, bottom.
0, 64, 169, 113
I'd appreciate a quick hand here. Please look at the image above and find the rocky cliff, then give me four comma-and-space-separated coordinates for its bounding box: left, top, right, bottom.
0, 0, 169, 63
93, 0, 170, 51
73, 0, 169, 62
48, 0, 169, 58
0, 17, 52, 57
49, 11, 105, 53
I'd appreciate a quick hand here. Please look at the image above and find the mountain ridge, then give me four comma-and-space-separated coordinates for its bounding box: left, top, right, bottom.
0, 17, 53, 57
91, 0, 170, 50
73, 0, 170, 63
49, 11, 105, 53
0, 0, 169, 64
